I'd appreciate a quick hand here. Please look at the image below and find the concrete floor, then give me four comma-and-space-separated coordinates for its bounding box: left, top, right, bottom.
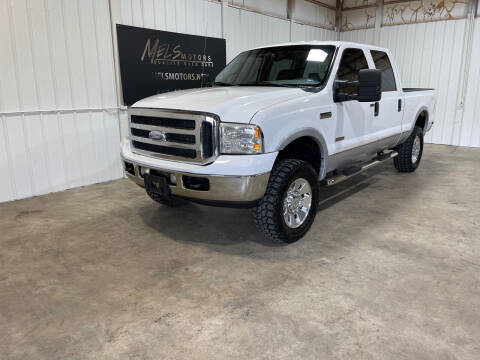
0, 144, 479, 360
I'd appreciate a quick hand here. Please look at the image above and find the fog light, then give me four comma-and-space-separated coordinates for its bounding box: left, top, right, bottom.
169, 174, 177, 185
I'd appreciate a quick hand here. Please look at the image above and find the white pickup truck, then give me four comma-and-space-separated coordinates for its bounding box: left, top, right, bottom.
121, 41, 435, 243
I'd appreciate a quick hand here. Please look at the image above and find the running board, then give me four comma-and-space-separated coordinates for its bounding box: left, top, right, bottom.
325, 151, 398, 186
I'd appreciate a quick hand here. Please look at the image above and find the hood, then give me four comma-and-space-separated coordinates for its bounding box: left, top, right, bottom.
132, 86, 311, 124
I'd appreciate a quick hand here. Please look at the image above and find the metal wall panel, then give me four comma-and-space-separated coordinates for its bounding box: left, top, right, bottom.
229, 0, 288, 18
2, 0, 477, 204
118, 0, 222, 37
0, 0, 123, 203
460, 18, 480, 147
341, 19, 478, 147
294, 0, 336, 30
340, 28, 375, 44
378, 20, 468, 146
224, 7, 338, 61
224, 6, 291, 61
292, 22, 339, 42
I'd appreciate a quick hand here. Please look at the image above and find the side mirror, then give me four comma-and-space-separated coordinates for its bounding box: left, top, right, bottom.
357, 69, 382, 102
334, 69, 382, 103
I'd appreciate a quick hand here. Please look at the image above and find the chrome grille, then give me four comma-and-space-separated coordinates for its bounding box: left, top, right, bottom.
129, 108, 218, 164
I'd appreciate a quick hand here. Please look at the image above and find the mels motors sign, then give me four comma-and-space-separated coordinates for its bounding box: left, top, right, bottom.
116, 24, 226, 106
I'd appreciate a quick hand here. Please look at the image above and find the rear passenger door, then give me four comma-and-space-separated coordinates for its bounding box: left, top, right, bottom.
368, 50, 403, 147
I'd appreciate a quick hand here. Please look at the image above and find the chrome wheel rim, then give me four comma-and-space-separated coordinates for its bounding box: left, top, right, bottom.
412, 135, 421, 164
282, 178, 312, 229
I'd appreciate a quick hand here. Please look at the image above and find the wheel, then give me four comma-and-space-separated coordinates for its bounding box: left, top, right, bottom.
146, 186, 189, 207
252, 159, 319, 243
394, 126, 424, 173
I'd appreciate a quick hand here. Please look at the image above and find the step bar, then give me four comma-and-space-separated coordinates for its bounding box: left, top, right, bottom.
325, 151, 398, 186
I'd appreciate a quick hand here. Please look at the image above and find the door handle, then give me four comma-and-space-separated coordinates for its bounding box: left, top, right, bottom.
398, 99, 402, 112
372, 102, 379, 116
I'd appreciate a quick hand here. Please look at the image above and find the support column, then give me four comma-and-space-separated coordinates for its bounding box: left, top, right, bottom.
107, 0, 124, 108
288, 0, 296, 42
452, 0, 478, 144
336, 0, 342, 40
373, 0, 383, 45
221, 0, 228, 39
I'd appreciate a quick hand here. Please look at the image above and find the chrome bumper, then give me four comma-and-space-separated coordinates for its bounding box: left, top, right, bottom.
123, 160, 270, 203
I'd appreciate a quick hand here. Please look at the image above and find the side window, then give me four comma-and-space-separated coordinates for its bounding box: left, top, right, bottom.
371, 50, 397, 92
336, 48, 369, 96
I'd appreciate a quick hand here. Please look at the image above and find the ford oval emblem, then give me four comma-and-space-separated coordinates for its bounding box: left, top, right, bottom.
149, 130, 166, 142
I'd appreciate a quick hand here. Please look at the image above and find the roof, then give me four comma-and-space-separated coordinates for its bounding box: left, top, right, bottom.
250, 40, 388, 52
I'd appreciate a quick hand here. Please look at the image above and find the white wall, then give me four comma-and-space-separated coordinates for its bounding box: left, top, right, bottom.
340, 28, 375, 44
0, 0, 123, 203
1, 0, 476, 203
229, 0, 288, 18
292, 22, 338, 42
341, 18, 480, 148
379, 20, 467, 146
115, 0, 337, 61
118, 0, 222, 37
461, 18, 480, 147
224, 6, 291, 61
0, 0, 336, 203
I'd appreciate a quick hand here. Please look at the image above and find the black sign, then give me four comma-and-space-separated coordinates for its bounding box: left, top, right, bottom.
116, 24, 226, 106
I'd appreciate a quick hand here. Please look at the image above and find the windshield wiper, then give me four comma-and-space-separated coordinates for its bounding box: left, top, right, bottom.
213, 81, 236, 86
237, 81, 293, 87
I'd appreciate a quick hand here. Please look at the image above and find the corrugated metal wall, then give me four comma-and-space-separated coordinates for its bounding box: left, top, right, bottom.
118, 0, 222, 38
224, 6, 291, 61
341, 18, 480, 147
223, 7, 337, 61
115, 0, 337, 61
1, 0, 477, 203
292, 22, 338, 42
340, 28, 375, 44
379, 20, 467, 146
0, 0, 123, 203
0, 0, 337, 203
460, 18, 480, 147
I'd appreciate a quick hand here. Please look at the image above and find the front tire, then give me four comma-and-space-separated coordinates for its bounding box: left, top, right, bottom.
253, 159, 319, 243
394, 126, 424, 172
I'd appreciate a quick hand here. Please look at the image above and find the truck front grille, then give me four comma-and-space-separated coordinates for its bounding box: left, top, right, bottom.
129, 109, 218, 164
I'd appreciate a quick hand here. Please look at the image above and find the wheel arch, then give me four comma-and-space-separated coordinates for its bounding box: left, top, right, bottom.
413, 106, 429, 134
276, 129, 328, 180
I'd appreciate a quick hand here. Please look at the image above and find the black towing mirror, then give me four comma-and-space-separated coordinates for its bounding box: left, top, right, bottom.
334, 69, 382, 103
357, 69, 382, 102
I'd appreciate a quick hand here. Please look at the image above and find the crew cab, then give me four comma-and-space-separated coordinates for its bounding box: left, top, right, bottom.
121, 41, 435, 243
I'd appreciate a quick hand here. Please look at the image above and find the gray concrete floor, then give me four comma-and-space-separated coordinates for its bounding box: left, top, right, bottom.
0, 144, 479, 360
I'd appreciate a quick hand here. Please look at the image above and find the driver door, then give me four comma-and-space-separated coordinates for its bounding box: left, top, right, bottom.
333, 48, 373, 161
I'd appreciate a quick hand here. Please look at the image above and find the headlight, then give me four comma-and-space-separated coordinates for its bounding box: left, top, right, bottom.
220, 123, 264, 154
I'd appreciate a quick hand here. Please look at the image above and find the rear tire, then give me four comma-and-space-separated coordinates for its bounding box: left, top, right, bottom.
252, 159, 319, 243
394, 126, 424, 173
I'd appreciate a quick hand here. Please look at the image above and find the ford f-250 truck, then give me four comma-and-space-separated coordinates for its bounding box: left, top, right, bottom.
121, 41, 435, 243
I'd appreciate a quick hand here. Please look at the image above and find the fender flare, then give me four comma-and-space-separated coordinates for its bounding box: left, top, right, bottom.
411, 106, 429, 134
277, 128, 329, 180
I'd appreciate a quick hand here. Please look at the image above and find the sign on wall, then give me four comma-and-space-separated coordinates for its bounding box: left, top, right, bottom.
116, 24, 226, 106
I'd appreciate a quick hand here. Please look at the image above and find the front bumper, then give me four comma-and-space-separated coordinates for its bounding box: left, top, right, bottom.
121, 141, 276, 205
123, 160, 270, 203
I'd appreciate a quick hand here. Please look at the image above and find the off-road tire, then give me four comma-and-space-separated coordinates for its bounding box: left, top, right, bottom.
252, 159, 319, 243
394, 126, 424, 173
146, 188, 189, 207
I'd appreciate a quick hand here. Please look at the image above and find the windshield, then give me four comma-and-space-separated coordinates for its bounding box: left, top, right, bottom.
215, 45, 335, 88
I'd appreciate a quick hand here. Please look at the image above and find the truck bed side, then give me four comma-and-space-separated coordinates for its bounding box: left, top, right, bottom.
400, 89, 435, 143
